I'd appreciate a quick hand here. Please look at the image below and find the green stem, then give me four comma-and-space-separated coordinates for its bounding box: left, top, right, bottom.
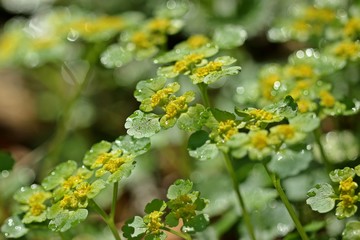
162, 227, 192, 240
58, 232, 71, 240
89, 199, 122, 240
313, 128, 332, 172
110, 182, 119, 221
263, 164, 309, 240
222, 152, 256, 240
39, 65, 94, 178
197, 83, 211, 108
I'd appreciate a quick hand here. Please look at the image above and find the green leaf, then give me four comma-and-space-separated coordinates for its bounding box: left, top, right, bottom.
165, 212, 179, 227
306, 183, 336, 213
182, 214, 209, 233
125, 110, 161, 138
82, 141, 112, 167
122, 216, 147, 240
177, 104, 209, 132
144, 199, 166, 214
42, 160, 78, 190
113, 135, 151, 156
268, 149, 312, 178
289, 113, 320, 132
343, 221, 360, 240
188, 130, 210, 150
329, 167, 355, 182
210, 108, 236, 122
100, 44, 133, 68
213, 25, 247, 49
188, 141, 219, 161
264, 95, 298, 119
87, 179, 107, 198
48, 209, 88, 232
107, 161, 135, 183
134, 77, 167, 102
154, 43, 218, 64
167, 179, 193, 200
1, 216, 28, 238
0, 151, 15, 171
193, 66, 241, 85
355, 165, 360, 177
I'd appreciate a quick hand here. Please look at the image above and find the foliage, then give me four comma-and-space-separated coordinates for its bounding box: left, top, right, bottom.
0, 0, 360, 240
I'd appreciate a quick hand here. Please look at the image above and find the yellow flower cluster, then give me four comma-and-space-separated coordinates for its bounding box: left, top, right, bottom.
28, 192, 51, 217
336, 177, 359, 219
217, 120, 238, 141
165, 95, 190, 119
173, 53, 204, 74
186, 34, 210, 49
194, 61, 223, 78
145, 211, 164, 234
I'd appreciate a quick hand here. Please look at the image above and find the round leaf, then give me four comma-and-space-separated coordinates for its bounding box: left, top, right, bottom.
343, 221, 360, 240
100, 44, 133, 68
125, 110, 161, 138
306, 183, 336, 213
1, 216, 28, 238
213, 25, 247, 49
268, 149, 312, 178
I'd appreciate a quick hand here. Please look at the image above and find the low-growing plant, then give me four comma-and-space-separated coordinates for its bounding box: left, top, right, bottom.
1, 0, 360, 239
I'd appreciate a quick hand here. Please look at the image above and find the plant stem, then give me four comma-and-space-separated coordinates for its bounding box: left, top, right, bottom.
39, 64, 94, 178
222, 152, 256, 240
110, 182, 119, 221
263, 164, 309, 240
313, 128, 332, 172
197, 83, 211, 108
162, 227, 192, 240
89, 199, 122, 240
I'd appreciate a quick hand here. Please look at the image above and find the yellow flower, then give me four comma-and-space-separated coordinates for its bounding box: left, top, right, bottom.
217, 120, 238, 141
103, 156, 127, 174
74, 182, 92, 199
131, 31, 153, 49
289, 80, 313, 100
151, 84, 179, 108
60, 194, 79, 209
285, 64, 315, 79
260, 73, 281, 100
173, 53, 204, 74
194, 61, 223, 78
186, 34, 210, 48
147, 18, 170, 33
319, 90, 335, 108
344, 18, 360, 38
145, 211, 164, 234
333, 40, 360, 60
0, 30, 21, 62
69, 16, 124, 38
304, 7, 335, 23
270, 124, 295, 141
248, 109, 274, 121
250, 131, 269, 150
339, 177, 358, 193
296, 98, 316, 113
28, 192, 51, 216
165, 95, 188, 119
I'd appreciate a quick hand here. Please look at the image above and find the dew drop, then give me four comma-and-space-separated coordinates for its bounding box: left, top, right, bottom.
296, 50, 305, 59
167, 0, 176, 9
273, 81, 281, 90
67, 29, 79, 42
1, 170, 9, 178
277, 223, 291, 234
7, 218, 14, 226
236, 86, 245, 94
